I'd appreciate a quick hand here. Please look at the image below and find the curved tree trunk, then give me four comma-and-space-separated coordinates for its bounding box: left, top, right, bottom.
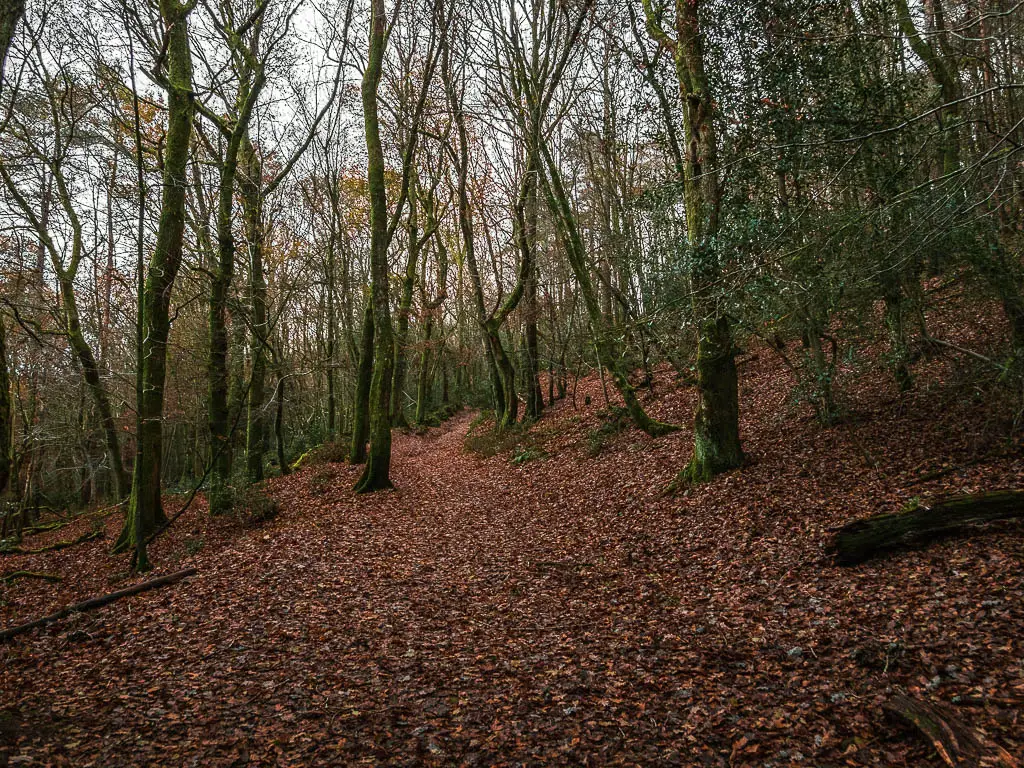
59, 278, 129, 499
114, 0, 196, 568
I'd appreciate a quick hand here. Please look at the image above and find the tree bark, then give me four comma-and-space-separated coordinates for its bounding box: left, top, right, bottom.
0, 315, 10, 497
207, 28, 265, 515
883, 693, 1018, 768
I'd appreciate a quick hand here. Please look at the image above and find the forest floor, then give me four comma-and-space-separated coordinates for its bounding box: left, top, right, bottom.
1, 297, 1023, 767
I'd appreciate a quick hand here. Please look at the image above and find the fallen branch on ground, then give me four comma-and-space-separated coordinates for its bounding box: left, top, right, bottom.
828, 491, 1024, 566
0, 530, 103, 556
0, 567, 198, 643
0, 570, 63, 584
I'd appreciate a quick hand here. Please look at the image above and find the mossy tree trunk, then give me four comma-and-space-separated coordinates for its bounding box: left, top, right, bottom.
414, 181, 449, 425
205, 14, 267, 515
441, 29, 504, 419
0, 168, 132, 499
643, 0, 742, 481
894, 0, 960, 178
391, 183, 422, 428
240, 135, 268, 485
274, 359, 289, 476
829, 491, 1024, 566
326, 170, 340, 440
354, 0, 393, 493
0, 0, 21, 498
414, 309, 434, 425
60, 278, 130, 499
0, 82, 131, 500
0, 0, 24, 78
114, 0, 196, 568
522, 160, 543, 421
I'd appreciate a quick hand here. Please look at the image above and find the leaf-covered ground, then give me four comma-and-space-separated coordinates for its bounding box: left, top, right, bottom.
1, 302, 1023, 766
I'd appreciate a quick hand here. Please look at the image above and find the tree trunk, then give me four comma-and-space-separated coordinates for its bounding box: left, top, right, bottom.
414, 311, 434, 424
0, 315, 10, 496
325, 190, 338, 440
643, 0, 742, 481
883, 693, 1018, 768
207, 149, 241, 515
882, 278, 914, 393
354, 0, 394, 493
442, 32, 503, 419
275, 370, 289, 476
391, 187, 421, 429
539, 140, 675, 438
522, 161, 543, 420
680, 316, 743, 484
114, 0, 195, 569
59, 277, 129, 499
349, 301, 373, 464
241, 136, 267, 485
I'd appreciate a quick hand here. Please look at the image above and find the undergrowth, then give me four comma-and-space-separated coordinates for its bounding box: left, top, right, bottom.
586, 406, 631, 457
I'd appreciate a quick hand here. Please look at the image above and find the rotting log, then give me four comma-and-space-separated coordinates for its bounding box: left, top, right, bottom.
883, 693, 1019, 768
0, 567, 197, 642
828, 491, 1024, 566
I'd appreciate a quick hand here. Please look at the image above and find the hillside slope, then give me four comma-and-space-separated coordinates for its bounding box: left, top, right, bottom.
1, 302, 1022, 767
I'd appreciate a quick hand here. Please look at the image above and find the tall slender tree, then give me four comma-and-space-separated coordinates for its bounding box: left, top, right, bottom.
113, 0, 198, 569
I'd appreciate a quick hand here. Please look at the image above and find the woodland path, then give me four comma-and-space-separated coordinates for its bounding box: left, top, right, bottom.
2, 385, 1023, 766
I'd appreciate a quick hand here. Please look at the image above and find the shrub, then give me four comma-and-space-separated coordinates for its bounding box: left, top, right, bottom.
511, 445, 548, 465
234, 487, 280, 528
319, 442, 349, 463
185, 536, 204, 555
464, 424, 524, 458
307, 469, 332, 496
586, 406, 631, 457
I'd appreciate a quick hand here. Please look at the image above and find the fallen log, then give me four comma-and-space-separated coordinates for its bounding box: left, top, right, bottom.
0, 570, 62, 584
884, 693, 1019, 768
0, 567, 197, 643
828, 491, 1024, 566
